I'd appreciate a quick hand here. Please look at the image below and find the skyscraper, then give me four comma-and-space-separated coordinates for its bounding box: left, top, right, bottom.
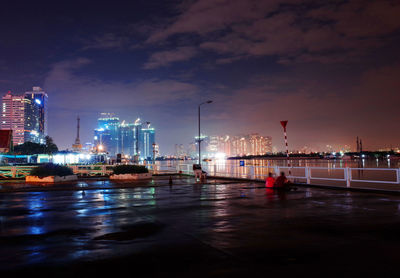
249, 134, 272, 155
140, 122, 155, 160
133, 118, 142, 156
1, 91, 28, 145
119, 121, 135, 156
94, 113, 120, 156
93, 114, 156, 159
24, 87, 48, 144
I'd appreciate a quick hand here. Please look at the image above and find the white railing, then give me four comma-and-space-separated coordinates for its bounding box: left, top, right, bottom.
176, 163, 400, 189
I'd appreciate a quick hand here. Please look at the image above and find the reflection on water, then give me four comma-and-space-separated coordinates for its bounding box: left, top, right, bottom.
173, 158, 399, 183
170, 158, 399, 169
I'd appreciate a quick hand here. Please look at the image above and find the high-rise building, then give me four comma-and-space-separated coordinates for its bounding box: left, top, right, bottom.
24, 87, 48, 144
93, 115, 156, 159
231, 136, 248, 156
207, 136, 219, 153
140, 122, 155, 160
119, 121, 135, 156
94, 113, 120, 156
1, 91, 28, 145
133, 118, 142, 156
175, 144, 186, 158
248, 134, 272, 155
220, 135, 232, 156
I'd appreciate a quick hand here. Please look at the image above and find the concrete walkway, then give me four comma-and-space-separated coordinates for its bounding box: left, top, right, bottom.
1, 176, 400, 277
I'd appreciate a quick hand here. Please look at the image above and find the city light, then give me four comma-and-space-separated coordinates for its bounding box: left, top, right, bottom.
215, 152, 226, 160
35, 99, 41, 105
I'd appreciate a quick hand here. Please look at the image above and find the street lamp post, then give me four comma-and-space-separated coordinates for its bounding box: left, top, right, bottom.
198, 100, 213, 165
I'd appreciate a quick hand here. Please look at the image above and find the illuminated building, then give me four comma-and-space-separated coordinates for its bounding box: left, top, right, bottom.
208, 136, 219, 153
119, 120, 135, 156
133, 118, 142, 156
140, 122, 155, 160
231, 136, 248, 156
94, 113, 120, 156
188, 142, 197, 158
248, 134, 272, 155
223, 134, 272, 157
175, 144, 186, 158
93, 115, 156, 159
24, 87, 48, 144
1, 91, 28, 145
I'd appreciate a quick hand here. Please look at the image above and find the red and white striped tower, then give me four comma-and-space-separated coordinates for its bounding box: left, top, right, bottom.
280, 120, 291, 176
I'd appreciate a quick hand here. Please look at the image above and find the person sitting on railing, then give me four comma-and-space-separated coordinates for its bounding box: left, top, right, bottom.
274, 172, 291, 189
265, 173, 275, 188
201, 170, 207, 183
193, 164, 202, 182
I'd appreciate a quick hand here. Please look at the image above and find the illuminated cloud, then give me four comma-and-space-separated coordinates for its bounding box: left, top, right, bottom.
143, 47, 198, 69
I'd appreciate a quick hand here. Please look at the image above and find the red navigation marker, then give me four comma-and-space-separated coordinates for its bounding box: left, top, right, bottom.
280, 120, 291, 176
280, 120, 288, 130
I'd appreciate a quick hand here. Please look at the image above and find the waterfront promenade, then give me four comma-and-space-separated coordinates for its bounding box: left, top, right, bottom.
1, 176, 400, 277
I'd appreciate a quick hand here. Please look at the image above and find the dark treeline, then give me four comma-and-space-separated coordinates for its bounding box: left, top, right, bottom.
12, 136, 58, 155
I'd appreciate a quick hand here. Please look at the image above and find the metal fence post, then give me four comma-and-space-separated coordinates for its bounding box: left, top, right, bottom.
214, 164, 217, 176
102, 165, 106, 176
306, 167, 311, 184
249, 165, 254, 180
346, 167, 351, 188
397, 169, 400, 184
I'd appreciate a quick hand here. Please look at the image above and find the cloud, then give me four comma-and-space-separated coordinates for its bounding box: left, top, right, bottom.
82, 33, 131, 50
146, 0, 287, 43
143, 46, 198, 69
44, 58, 199, 109
145, 0, 400, 65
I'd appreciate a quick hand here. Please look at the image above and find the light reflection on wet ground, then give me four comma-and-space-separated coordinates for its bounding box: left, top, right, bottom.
1, 176, 400, 275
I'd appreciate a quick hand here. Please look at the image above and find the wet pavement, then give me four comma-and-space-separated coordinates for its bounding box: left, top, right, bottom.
1, 176, 400, 277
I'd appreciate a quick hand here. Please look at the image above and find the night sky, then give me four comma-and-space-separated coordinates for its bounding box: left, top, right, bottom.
1, 0, 400, 154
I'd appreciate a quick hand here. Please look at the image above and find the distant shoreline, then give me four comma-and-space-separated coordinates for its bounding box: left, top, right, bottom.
228, 156, 322, 160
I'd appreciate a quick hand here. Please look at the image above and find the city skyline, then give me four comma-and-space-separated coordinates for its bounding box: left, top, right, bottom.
1, 86, 398, 155
0, 1, 399, 154
93, 113, 156, 159
1, 87, 48, 145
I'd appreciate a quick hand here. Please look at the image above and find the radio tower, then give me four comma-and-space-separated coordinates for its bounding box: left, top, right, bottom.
72, 115, 82, 151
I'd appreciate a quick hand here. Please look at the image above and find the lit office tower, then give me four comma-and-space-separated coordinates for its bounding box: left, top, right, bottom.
24, 87, 48, 144
93, 113, 120, 156
133, 118, 142, 156
265, 136, 272, 153
1, 91, 29, 145
249, 134, 271, 155
231, 136, 248, 156
219, 135, 231, 156
140, 122, 155, 160
175, 144, 186, 158
119, 121, 135, 156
